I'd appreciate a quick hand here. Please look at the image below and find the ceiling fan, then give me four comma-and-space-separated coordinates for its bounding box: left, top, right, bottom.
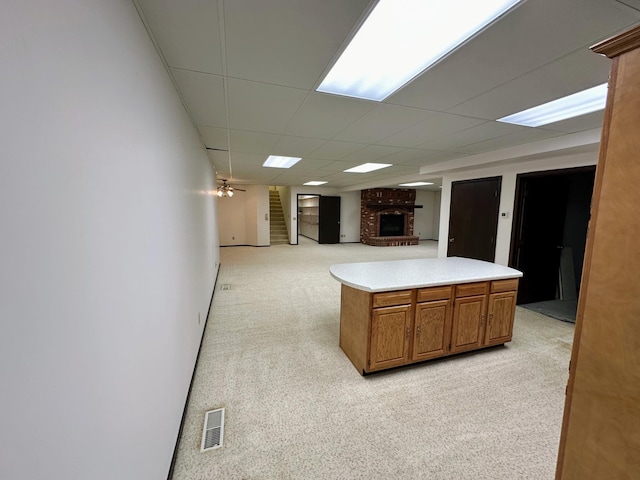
216, 179, 245, 197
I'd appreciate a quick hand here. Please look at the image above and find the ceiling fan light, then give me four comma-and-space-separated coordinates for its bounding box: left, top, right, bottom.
227, 188, 234, 197
217, 188, 224, 197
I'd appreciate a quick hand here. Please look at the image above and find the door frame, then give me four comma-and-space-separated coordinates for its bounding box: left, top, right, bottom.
295, 193, 320, 245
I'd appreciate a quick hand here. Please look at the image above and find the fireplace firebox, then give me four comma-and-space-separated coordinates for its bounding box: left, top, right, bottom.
379, 214, 405, 236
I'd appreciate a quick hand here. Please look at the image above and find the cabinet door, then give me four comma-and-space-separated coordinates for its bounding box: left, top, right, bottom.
369, 305, 412, 371
451, 294, 487, 353
413, 300, 452, 361
484, 291, 516, 346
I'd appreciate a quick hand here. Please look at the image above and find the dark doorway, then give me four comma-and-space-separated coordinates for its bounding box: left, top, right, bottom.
448, 176, 501, 262
510, 167, 595, 310
380, 214, 404, 236
318, 196, 341, 244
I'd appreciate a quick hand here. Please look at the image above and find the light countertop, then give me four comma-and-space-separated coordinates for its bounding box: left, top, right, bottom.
330, 257, 522, 293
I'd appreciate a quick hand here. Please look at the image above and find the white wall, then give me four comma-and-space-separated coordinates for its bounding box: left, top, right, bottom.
433, 191, 442, 239
437, 151, 598, 264
218, 192, 248, 245
338, 191, 361, 242
414, 191, 437, 240
217, 185, 269, 246
0, 2, 219, 479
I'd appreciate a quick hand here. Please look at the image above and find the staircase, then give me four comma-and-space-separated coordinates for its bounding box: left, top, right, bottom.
269, 190, 289, 245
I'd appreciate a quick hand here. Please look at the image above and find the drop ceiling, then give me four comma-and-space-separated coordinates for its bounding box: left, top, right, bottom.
134, 0, 640, 191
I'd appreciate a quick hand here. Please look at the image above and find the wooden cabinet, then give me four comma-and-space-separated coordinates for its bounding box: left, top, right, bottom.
339, 278, 518, 375
451, 282, 489, 354
485, 291, 517, 346
413, 299, 452, 361
451, 294, 487, 353
370, 304, 412, 371
555, 25, 640, 480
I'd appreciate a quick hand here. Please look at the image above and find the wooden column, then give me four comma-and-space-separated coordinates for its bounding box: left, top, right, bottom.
556, 24, 640, 480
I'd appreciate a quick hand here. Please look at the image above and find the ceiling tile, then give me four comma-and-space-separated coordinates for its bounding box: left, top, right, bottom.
341, 145, 404, 163
541, 110, 604, 134
447, 48, 611, 120
387, 0, 640, 112
170, 69, 226, 127
138, 0, 634, 189
224, 0, 370, 89
616, 0, 640, 10
198, 126, 228, 150
384, 149, 468, 166
227, 78, 308, 133
270, 136, 327, 157
308, 141, 367, 160
334, 104, 436, 144
380, 113, 485, 148
457, 128, 564, 155
418, 122, 525, 150
137, 0, 223, 74
230, 130, 280, 154
283, 92, 376, 139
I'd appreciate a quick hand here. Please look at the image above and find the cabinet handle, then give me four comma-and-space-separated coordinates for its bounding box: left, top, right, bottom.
406, 326, 411, 340
489, 312, 493, 324
481, 313, 485, 326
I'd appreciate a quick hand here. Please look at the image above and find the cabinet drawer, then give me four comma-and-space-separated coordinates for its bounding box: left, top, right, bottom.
417, 285, 453, 303
373, 290, 412, 308
455, 282, 489, 298
491, 278, 519, 293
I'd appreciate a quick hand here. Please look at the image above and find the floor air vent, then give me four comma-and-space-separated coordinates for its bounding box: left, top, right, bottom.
201, 408, 225, 452
219, 284, 231, 291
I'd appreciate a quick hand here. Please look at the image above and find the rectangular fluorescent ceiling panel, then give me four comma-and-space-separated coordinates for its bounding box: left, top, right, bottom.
303, 181, 328, 186
317, 0, 521, 101
497, 83, 608, 127
399, 182, 434, 186
263, 155, 301, 168
344, 163, 392, 173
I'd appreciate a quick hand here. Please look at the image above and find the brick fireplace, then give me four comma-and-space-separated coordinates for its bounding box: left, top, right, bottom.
360, 188, 420, 246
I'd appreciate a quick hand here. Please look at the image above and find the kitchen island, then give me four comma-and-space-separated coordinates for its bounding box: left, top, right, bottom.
330, 257, 523, 375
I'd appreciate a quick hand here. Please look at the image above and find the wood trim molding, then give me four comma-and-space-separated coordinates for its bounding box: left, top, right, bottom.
591, 23, 640, 58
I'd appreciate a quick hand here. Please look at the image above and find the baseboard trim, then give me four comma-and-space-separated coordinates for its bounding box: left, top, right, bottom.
167, 263, 220, 480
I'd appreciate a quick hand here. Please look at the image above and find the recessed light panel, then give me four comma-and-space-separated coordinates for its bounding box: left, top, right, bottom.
399, 182, 434, 187
303, 181, 328, 186
263, 155, 302, 168
317, 0, 522, 101
497, 83, 608, 127
344, 163, 392, 173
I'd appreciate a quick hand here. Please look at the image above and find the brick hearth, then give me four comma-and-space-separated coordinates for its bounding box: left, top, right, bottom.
360, 188, 419, 247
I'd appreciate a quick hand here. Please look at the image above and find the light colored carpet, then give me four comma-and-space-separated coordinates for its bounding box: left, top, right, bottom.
171, 240, 574, 480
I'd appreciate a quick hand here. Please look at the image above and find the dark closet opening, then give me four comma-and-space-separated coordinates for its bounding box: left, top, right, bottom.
509, 166, 595, 322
